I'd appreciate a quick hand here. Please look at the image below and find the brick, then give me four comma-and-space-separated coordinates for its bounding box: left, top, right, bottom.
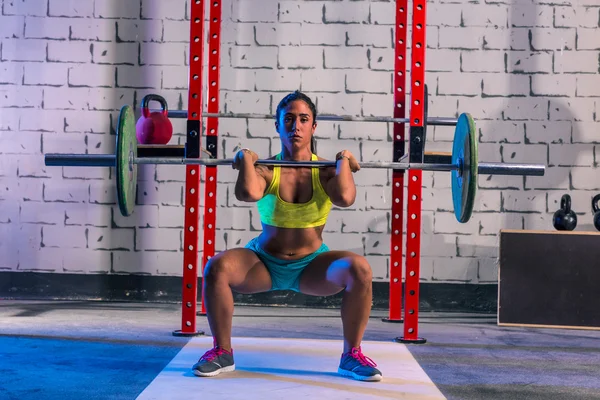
299, 23, 346, 46
549, 98, 595, 122
346, 25, 393, 48
136, 227, 181, 251
0, 61, 23, 84
255, 23, 302, 46
92, 42, 137, 65
19, 201, 64, 224
482, 74, 529, 97
461, 50, 506, 73
549, 144, 594, 167
503, 98, 549, 121
554, 50, 600, 74
116, 19, 162, 43
63, 248, 111, 273
531, 75, 576, 97
141, 42, 187, 66
369, 2, 395, 26
344, 70, 391, 94
422, 188, 454, 212
576, 7, 600, 28
48, 41, 92, 63
577, 29, 600, 50
572, 122, 600, 143
3, 0, 48, 16
48, 0, 93, 17
478, 121, 524, 143
0, 15, 25, 38
20, 247, 63, 272
222, 91, 272, 114
324, 2, 369, 24
313, 92, 362, 117
368, 48, 394, 71
531, 28, 576, 51
432, 257, 479, 282
64, 203, 111, 227
255, 69, 301, 92
163, 20, 187, 43
95, 0, 139, 19
426, 50, 461, 73
525, 120, 571, 144
483, 27, 511, 50
87, 88, 134, 112
457, 235, 499, 258
434, 212, 479, 235
2, 177, 43, 201
88, 227, 135, 251
68, 64, 115, 88
509, 4, 554, 27
112, 204, 160, 228
277, 45, 322, 69
18, 109, 63, 133
23, 62, 68, 86
571, 167, 600, 189
1, 39, 46, 62
116, 66, 161, 89
509, 28, 530, 51
478, 213, 523, 236
339, 121, 388, 142
501, 143, 548, 166
427, 4, 462, 27
42, 226, 87, 248
278, 1, 324, 24
478, 258, 499, 283
554, 6, 577, 28
474, 190, 502, 213
456, 97, 508, 121
229, 45, 278, 69
232, 0, 278, 22
438, 73, 481, 96
25, 16, 70, 39
439, 27, 484, 50
69, 19, 115, 41
502, 190, 546, 213
158, 206, 184, 228
162, 66, 191, 90
0, 85, 42, 108
462, 4, 508, 28
509, 51, 553, 73
576, 75, 600, 97
324, 47, 368, 69
1, 130, 41, 155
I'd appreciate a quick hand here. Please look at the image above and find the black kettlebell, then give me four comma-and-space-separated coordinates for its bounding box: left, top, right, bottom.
553, 194, 577, 231
592, 194, 600, 231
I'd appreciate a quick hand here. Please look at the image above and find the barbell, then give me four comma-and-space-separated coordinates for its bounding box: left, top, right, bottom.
44, 105, 546, 221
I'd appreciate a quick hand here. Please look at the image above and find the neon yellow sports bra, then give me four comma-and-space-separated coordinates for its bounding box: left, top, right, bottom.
256, 154, 333, 228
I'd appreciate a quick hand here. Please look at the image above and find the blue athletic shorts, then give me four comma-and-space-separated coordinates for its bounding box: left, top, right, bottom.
244, 237, 330, 292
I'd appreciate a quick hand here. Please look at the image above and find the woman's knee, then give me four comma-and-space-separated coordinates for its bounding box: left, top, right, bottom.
203, 253, 233, 285
346, 255, 373, 284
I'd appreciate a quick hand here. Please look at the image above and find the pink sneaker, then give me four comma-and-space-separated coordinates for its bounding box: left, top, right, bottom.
338, 347, 382, 382
192, 346, 235, 377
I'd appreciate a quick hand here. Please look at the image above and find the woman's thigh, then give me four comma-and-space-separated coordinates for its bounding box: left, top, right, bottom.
204, 248, 272, 294
297, 250, 361, 296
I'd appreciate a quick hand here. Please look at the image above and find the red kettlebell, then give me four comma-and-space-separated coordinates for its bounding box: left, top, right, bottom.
136, 94, 173, 145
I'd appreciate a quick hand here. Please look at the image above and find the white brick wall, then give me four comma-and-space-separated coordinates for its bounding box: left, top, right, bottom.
1, 0, 598, 287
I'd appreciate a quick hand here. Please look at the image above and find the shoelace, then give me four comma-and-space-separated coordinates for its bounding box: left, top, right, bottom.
200, 347, 227, 362
348, 347, 377, 367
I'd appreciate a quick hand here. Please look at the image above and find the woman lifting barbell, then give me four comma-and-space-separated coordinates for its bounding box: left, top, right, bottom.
192, 90, 383, 382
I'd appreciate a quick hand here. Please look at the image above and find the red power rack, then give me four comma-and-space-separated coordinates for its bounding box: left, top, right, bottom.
176, 0, 428, 343
387, 0, 427, 344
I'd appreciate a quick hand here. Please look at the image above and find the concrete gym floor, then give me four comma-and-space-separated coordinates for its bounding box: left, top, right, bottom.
1, 300, 600, 400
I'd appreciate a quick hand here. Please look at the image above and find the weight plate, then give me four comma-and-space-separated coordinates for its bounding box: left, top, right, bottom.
451, 113, 478, 223
116, 105, 138, 217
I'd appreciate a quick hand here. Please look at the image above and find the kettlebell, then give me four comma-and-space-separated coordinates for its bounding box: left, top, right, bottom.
136, 94, 173, 145
592, 194, 600, 231
553, 194, 577, 231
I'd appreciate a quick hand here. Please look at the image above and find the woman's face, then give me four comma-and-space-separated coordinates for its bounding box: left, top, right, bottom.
275, 100, 317, 152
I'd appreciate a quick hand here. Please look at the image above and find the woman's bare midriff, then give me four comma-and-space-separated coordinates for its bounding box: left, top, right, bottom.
257, 224, 325, 260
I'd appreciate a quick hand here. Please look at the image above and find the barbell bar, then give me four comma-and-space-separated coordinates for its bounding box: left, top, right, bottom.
166, 110, 458, 126
43, 105, 546, 221
44, 153, 545, 177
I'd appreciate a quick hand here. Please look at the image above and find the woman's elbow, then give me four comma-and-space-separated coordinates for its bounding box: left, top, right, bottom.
235, 187, 262, 202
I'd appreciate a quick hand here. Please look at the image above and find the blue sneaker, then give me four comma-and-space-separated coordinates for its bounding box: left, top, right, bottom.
338, 347, 382, 382
192, 346, 235, 377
